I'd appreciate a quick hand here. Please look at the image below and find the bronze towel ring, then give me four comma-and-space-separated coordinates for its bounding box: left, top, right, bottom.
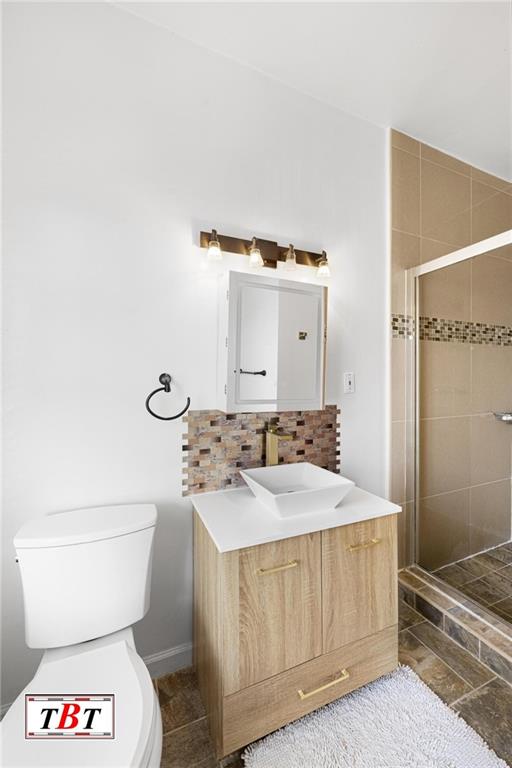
145, 373, 191, 421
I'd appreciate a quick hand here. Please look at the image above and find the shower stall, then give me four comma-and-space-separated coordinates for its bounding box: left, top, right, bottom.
406, 229, 512, 626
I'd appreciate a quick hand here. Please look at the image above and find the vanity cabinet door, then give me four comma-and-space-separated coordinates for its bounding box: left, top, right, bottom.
223, 533, 322, 693
322, 515, 397, 652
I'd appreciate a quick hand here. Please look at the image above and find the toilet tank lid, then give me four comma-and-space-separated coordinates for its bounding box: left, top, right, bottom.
14, 504, 158, 549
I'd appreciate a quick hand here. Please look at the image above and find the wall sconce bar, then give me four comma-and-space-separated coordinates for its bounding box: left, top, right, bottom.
199, 230, 323, 269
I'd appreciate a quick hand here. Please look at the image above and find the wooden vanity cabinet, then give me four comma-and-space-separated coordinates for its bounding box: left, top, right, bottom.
193, 512, 398, 758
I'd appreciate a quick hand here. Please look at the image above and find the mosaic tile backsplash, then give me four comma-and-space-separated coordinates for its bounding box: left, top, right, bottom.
182, 405, 340, 495
392, 313, 512, 346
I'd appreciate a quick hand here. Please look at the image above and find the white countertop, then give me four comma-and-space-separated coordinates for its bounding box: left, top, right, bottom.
190, 485, 401, 553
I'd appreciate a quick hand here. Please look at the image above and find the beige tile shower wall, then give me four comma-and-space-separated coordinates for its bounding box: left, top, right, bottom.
182, 405, 340, 495
390, 130, 512, 569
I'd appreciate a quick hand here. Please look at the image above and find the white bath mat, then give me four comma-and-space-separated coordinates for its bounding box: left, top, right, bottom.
243, 666, 507, 768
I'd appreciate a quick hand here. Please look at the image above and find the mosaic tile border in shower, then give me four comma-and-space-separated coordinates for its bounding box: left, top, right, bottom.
420, 317, 512, 346
182, 405, 340, 495
392, 314, 512, 346
392, 313, 415, 339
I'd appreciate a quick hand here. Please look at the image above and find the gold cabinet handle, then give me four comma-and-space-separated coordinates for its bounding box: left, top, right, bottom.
298, 669, 350, 701
347, 537, 381, 552
256, 560, 298, 576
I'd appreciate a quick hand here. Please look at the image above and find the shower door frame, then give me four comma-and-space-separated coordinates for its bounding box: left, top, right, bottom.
406, 229, 512, 568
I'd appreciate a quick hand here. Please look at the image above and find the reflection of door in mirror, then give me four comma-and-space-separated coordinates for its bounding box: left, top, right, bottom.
218, 271, 326, 413
238, 284, 279, 402
278, 289, 321, 402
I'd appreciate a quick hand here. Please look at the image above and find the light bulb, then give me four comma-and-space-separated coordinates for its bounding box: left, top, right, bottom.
316, 251, 330, 278
248, 237, 263, 268
207, 229, 222, 262
284, 244, 297, 271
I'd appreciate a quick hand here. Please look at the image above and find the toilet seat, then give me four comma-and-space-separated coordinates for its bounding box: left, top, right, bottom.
1, 628, 158, 767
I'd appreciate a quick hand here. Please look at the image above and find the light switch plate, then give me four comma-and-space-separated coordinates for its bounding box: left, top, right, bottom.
343, 372, 355, 394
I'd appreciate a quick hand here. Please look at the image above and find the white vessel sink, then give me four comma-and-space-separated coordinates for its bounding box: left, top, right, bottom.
240, 462, 355, 519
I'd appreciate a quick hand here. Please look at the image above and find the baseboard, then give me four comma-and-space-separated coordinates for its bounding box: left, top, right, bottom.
143, 641, 193, 679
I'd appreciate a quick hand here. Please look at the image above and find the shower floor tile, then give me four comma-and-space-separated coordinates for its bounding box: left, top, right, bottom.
492, 597, 512, 622
435, 543, 512, 627
435, 563, 473, 588
489, 546, 512, 565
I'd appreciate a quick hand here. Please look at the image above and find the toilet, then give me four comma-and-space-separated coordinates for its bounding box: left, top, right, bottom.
1, 503, 162, 767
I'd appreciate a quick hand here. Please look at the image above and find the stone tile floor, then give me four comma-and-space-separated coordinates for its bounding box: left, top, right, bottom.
158, 600, 512, 767
435, 542, 512, 624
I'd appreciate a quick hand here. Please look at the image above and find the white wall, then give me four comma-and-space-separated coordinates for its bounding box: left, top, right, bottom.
2, 2, 388, 707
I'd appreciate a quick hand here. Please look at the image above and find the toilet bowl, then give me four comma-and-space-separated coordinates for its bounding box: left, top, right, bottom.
1, 504, 162, 768
2, 628, 162, 767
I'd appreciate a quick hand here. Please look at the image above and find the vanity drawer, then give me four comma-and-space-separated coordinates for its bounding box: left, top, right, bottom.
222, 532, 322, 694
222, 624, 398, 755
322, 515, 398, 651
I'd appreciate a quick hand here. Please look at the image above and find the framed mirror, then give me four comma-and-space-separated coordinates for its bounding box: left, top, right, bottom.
217, 271, 327, 412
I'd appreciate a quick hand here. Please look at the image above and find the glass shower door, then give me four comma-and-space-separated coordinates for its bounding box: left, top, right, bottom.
416, 247, 512, 589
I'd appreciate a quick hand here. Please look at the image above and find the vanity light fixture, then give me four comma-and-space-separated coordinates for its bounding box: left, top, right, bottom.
284, 244, 297, 271
207, 229, 222, 262
199, 230, 329, 273
248, 237, 263, 268
316, 251, 330, 279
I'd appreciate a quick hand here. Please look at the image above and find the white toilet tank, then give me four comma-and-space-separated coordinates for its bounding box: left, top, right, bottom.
14, 504, 157, 649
